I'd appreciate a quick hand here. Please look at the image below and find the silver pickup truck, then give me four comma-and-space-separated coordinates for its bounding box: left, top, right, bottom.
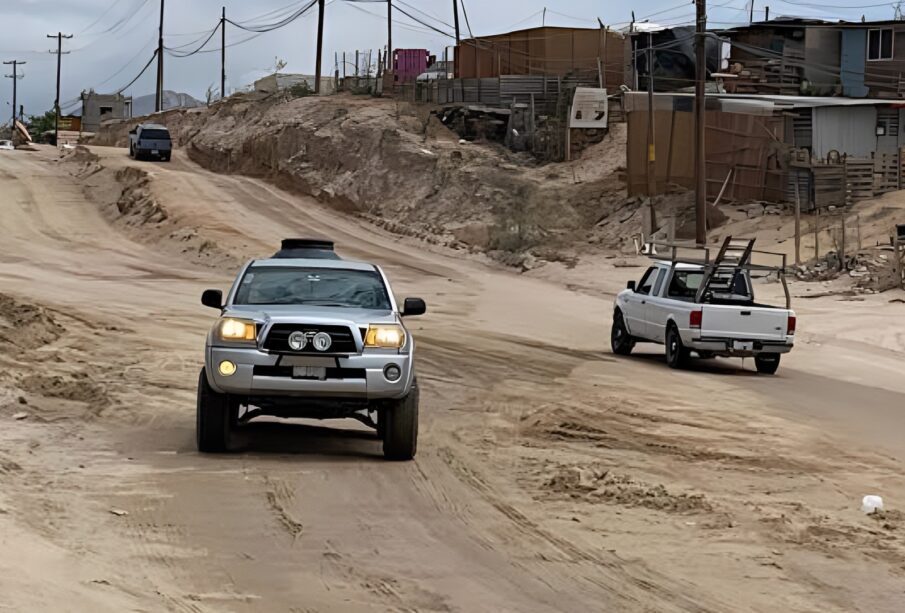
128, 123, 172, 161
611, 238, 795, 374
197, 239, 426, 460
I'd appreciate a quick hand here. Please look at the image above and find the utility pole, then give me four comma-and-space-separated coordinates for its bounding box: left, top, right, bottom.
221, 7, 226, 100
694, 0, 707, 245
453, 0, 461, 44
3, 60, 25, 129
155, 0, 165, 112
315, 0, 325, 94
47, 32, 73, 146
646, 32, 657, 200
749, 0, 755, 24
387, 0, 393, 61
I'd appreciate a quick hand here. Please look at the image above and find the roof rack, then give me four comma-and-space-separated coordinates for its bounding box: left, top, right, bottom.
646, 236, 791, 308
272, 238, 340, 260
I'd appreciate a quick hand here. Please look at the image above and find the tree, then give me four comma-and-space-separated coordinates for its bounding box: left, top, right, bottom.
28, 110, 56, 134
272, 57, 287, 74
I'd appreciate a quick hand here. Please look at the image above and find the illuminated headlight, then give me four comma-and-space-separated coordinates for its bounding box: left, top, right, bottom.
364, 324, 406, 349
218, 360, 237, 376
219, 318, 257, 341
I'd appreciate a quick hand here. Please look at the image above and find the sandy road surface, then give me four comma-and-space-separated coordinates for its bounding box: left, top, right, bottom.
1, 147, 904, 612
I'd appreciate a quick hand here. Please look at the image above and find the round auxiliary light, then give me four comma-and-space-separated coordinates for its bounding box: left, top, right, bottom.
288, 331, 307, 351
384, 364, 402, 382
218, 360, 237, 376
312, 332, 333, 352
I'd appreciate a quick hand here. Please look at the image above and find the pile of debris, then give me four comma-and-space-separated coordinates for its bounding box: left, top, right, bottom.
794, 246, 901, 293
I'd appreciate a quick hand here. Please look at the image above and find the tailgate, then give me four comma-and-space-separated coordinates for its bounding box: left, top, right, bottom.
701, 305, 789, 341
140, 139, 170, 150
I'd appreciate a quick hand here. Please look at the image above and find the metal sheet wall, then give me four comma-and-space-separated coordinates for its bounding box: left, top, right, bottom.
812, 106, 877, 158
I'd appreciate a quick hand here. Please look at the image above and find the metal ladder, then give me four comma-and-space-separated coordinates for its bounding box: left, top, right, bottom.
694, 236, 756, 303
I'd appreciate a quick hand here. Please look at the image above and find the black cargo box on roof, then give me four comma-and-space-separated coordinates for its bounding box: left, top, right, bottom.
272, 239, 340, 260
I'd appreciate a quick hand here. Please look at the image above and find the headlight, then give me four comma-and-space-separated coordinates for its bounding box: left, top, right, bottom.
364, 324, 406, 348
219, 318, 257, 341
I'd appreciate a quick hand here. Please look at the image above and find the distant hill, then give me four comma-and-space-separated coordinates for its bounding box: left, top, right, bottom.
131, 90, 203, 117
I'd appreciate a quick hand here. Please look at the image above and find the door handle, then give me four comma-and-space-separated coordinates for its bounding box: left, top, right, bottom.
641, 300, 646, 305
740, 311, 751, 316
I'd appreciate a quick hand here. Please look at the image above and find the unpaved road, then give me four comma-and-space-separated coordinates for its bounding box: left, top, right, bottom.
1, 147, 905, 612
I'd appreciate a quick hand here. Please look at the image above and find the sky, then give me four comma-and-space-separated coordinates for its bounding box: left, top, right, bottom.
0, 0, 898, 120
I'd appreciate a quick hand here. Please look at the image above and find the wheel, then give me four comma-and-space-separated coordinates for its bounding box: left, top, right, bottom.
128, 144, 134, 158
196, 368, 237, 452
754, 354, 781, 375
610, 310, 635, 356
382, 378, 419, 461
665, 325, 690, 369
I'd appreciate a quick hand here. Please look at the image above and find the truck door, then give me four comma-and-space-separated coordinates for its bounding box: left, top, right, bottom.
643, 267, 671, 343
624, 266, 661, 338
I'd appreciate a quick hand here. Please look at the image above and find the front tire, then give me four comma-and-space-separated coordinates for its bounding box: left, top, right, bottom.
754, 354, 781, 375
611, 311, 635, 356
196, 368, 237, 452
382, 379, 419, 461
665, 325, 690, 369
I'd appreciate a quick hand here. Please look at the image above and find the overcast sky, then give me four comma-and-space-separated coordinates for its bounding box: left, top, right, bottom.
0, 0, 895, 119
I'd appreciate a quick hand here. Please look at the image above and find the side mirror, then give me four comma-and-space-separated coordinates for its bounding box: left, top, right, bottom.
401, 297, 426, 317
201, 289, 223, 309
627, 280, 636, 292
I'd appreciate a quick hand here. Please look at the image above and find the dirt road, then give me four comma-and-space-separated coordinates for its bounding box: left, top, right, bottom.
1, 147, 904, 612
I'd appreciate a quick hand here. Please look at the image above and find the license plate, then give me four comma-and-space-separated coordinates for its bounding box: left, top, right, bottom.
293, 366, 326, 380
152, 149, 159, 155
733, 341, 754, 351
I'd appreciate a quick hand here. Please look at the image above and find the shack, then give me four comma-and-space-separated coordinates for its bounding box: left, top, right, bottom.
625, 92, 905, 208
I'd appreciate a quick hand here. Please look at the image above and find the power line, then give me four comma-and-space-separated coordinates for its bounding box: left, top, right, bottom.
47, 32, 73, 144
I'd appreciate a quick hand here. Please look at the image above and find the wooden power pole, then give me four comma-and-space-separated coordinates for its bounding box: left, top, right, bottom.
155, 0, 165, 112
3, 60, 25, 129
387, 0, 393, 60
47, 32, 73, 146
221, 7, 226, 100
315, 0, 325, 93
646, 32, 657, 199
694, 0, 707, 245
453, 0, 461, 44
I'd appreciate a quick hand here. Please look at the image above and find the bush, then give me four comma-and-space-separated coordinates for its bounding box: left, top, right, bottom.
288, 82, 313, 98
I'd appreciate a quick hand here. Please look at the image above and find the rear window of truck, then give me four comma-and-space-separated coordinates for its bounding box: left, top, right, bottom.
140, 129, 170, 140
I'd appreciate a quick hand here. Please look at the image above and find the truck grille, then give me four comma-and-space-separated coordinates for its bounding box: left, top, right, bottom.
262, 324, 357, 354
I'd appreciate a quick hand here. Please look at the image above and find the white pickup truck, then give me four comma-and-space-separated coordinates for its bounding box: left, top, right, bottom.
611, 239, 796, 374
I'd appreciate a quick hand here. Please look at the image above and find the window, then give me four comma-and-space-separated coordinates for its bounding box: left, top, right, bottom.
868, 29, 893, 61
667, 271, 704, 299
99, 105, 113, 116
233, 267, 391, 309
636, 267, 660, 296
652, 268, 667, 297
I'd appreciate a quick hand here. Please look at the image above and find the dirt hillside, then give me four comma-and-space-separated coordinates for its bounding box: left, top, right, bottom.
90, 92, 633, 262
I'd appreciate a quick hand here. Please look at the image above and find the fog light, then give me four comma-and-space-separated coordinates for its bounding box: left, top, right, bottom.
218, 360, 237, 376
384, 364, 402, 382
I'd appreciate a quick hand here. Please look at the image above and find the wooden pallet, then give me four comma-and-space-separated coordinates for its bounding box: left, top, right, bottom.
812, 165, 846, 208
875, 152, 900, 195
845, 159, 874, 203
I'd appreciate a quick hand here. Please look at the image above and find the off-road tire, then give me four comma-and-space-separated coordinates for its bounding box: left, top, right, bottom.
665, 324, 690, 369
754, 354, 781, 375
382, 378, 419, 461
128, 143, 134, 158
196, 368, 236, 452
611, 310, 635, 356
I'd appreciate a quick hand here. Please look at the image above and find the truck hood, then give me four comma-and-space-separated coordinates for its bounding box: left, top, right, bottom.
223, 304, 398, 326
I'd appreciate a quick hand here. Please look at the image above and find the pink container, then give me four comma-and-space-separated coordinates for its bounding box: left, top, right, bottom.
393, 49, 430, 84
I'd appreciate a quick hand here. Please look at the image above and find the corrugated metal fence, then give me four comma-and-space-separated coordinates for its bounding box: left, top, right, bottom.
393, 75, 598, 113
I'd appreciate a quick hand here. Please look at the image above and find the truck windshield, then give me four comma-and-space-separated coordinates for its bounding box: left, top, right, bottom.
233, 267, 391, 309
141, 129, 170, 140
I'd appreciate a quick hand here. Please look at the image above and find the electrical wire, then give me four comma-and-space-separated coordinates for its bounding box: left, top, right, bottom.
165, 23, 221, 57
227, 0, 318, 32
460, 0, 474, 38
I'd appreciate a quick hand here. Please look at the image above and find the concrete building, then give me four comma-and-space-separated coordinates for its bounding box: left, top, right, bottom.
80, 90, 131, 133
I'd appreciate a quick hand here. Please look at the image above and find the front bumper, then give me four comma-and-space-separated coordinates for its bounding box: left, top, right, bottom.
206, 345, 413, 399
